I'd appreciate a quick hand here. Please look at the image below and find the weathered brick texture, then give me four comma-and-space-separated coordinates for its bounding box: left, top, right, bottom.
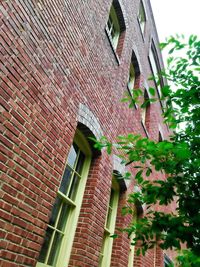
0, 0, 175, 266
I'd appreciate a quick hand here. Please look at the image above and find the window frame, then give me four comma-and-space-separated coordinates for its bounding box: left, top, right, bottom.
99, 180, 119, 267
37, 130, 92, 267
105, 0, 126, 62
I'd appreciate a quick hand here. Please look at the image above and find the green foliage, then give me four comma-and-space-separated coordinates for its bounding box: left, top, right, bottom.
93, 35, 200, 265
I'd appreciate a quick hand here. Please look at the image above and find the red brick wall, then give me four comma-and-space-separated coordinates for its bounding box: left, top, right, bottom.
0, 0, 174, 266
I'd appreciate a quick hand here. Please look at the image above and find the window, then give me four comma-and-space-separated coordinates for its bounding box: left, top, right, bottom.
127, 51, 140, 103
99, 182, 119, 267
106, 0, 126, 58
128, 63, 136, 92
138, 1, 146, 36
149, 41, 163, 98
141, 90, 150, 130
106, 5, 120, 50
37, 130, 92, 267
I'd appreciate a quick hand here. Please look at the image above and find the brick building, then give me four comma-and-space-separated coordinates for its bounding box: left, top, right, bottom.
0, 0, 174, 266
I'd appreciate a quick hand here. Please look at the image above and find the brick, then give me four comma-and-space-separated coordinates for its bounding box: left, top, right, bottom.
0, 0, 174, 266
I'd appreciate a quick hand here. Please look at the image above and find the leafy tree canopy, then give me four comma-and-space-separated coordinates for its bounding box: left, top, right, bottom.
93, 35, 200, 266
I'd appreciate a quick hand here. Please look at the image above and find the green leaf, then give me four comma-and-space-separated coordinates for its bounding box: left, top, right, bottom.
136, 249, 141, 256
161, 85, 171, 97
121, 97, 130, 102
110, 234, 118, 239
149, 87, 156, 96
146, 168, 152, 177
135, 170, 143, 183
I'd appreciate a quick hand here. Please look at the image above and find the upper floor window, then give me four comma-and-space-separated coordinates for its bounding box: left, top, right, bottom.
138, 1, 146, 36
107, 5, 120, 50
106, 0, 126, 59
127, 51, 141, 98
37, 130, 92, 267
141, 89, 150, 131
99, 182, 119, 267
149, 41, 163, 98
128, 63, 136, 92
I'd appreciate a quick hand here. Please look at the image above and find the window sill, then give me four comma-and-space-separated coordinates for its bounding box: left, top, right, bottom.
105, 27, 120, 65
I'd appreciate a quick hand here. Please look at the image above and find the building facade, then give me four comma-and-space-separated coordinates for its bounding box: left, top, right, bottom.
0, 0, 174, 266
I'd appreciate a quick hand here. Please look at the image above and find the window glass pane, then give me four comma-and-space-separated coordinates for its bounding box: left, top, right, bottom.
108, 16, 113, 31
128, 64, 135, 91
49, 197, 62, 227
38, 227, 53, 263
75, 151, 85, 174
139, 2, 145, 23
59, 166, 73, 194
57, 202, 71, 231
47, 231, 63, 266
111, 24, 116, 38
139, 2, 146, 34
68, 174, 81, 201
67, 143, 79, 168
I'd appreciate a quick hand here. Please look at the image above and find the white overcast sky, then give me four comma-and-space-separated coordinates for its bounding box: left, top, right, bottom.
150, 0, 200, 42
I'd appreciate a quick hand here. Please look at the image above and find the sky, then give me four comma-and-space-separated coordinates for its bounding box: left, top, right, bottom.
150, 0, 200, 42
150, 0, 200, 65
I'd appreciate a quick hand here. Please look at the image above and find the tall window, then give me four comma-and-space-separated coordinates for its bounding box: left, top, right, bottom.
127, 51, 140, 101
106, 5, 120, 50
138, 1, 146, 36
99, 183, 119, 267
37, 130, 91, 267
106, 0, 126, 58
149, 42, 163, 98
128, 63, 136, 92
141, 89, 150, 130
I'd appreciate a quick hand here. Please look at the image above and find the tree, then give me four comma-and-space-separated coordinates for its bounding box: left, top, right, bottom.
93, 35, 200, 266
